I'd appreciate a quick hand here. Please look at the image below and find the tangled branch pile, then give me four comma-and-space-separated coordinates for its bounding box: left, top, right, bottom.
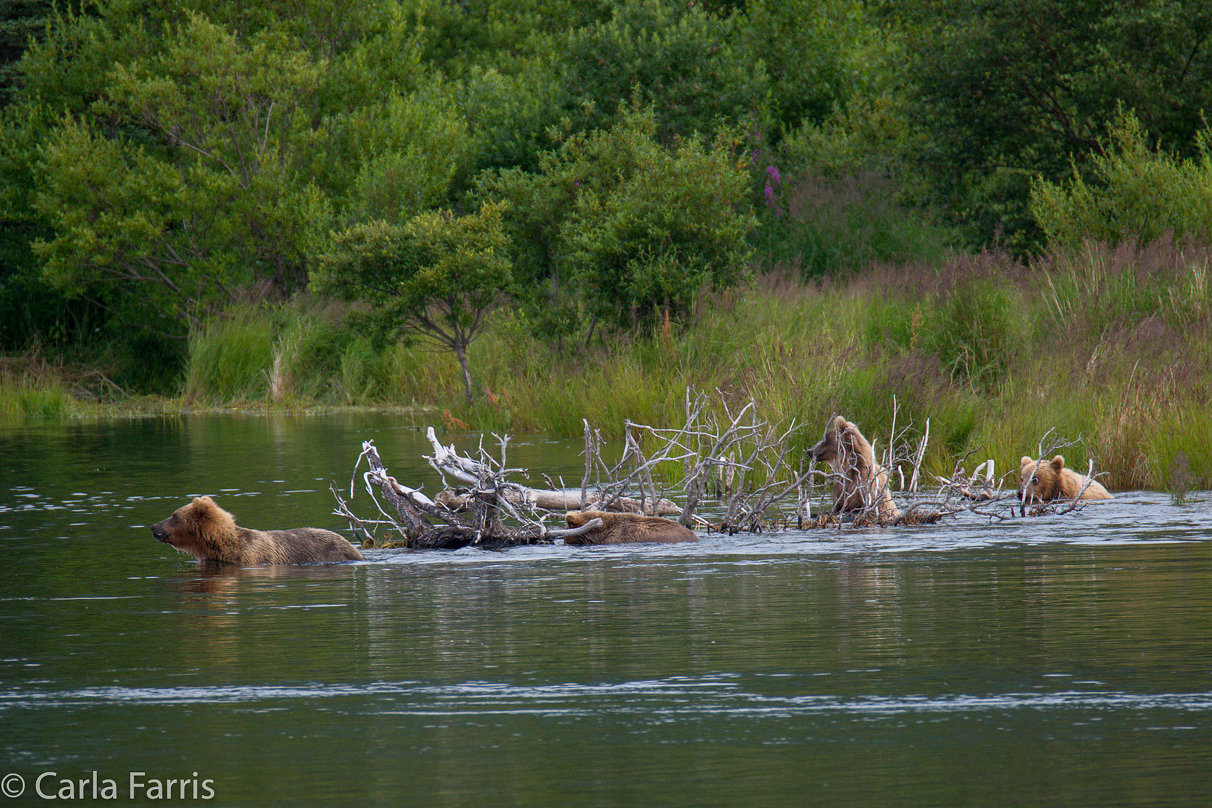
330, 393, 1105, 550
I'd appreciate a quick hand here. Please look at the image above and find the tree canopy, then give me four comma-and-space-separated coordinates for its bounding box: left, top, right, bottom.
894, 0, 1212, 251
2, 0, 1210, 387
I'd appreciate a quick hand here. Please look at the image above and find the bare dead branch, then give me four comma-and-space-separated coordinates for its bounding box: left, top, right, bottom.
333, 397, 1112, 549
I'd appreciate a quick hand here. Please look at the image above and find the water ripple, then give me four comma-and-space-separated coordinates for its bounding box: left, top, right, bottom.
3, 679, 1210, 717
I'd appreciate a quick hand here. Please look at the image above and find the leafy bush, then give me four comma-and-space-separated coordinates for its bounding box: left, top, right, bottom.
480, 109, 757, 333
739, 0, 874, 134
1031, 112, 1212, 250
455, 63, 564, 175
341, 91, 476, 224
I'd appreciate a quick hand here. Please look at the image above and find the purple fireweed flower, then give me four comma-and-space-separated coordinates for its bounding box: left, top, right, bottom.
763, 183, 783, 216
766, 165, 781, 186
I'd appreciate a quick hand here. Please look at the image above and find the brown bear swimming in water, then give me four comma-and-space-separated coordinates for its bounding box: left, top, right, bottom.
563, 510, 697, 545
807, 415, 899, 521
1018, 455, 1113, 507
151, 496, 364, 565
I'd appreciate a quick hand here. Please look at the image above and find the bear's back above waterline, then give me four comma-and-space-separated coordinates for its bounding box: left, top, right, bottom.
151, 496, 364, 565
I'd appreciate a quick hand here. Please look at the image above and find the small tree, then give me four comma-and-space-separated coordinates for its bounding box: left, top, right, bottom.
313, 202, 512, 404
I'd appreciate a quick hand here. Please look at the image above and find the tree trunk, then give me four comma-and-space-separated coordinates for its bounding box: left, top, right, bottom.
455, 342, 475, 404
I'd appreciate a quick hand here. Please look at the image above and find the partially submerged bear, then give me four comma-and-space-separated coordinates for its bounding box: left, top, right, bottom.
807, 415, 899, 521
1018, 455, 1113, 508
563, 510, 697, 546
152, 496, 364, 565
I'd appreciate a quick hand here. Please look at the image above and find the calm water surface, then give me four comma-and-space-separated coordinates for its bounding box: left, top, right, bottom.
1, 414, 1210, 807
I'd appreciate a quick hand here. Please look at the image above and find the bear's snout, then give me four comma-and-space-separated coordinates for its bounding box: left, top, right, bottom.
151, 520, 172, 543
807, 438, 834, 463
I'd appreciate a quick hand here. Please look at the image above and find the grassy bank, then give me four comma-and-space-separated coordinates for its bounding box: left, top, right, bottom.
5, 240, 1210, 493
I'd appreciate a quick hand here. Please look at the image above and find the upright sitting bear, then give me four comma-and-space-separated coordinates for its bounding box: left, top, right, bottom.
807, 415, 899, 521
563, 510, 697, 545
1018, 456, 1113, 504
152, 496, 364, 565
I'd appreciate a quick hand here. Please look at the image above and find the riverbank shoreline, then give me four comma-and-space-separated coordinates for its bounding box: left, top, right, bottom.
5, 244, 1211, 494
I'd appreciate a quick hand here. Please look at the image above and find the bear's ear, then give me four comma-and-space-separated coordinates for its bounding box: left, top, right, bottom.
191, 496, 217, 518
1020, 456, 1033, 467
1051, 456, 1066, 471
832, 415, 848, 432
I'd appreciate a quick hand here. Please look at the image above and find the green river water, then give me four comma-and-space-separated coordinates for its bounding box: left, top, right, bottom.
1, 414, 1210, 807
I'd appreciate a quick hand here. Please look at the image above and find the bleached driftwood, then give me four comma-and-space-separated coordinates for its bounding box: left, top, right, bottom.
919, 430, 1110, 520
330, 394, 1111, 550
933, 458, 997, 501
434, 487, 681, 515
332, 440, 602, 549
574, 391, 819, 533
424, 426, 681, 515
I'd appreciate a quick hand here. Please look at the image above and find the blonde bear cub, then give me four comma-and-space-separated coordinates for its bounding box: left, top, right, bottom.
1018, 456, 1113, 502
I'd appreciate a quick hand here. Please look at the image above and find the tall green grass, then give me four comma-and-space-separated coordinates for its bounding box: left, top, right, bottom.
9, 240, 1208, 492
185, 308, 274, 404
183, 301, 436, 408
0, 368, 72, 418
446, 242, 1208, 491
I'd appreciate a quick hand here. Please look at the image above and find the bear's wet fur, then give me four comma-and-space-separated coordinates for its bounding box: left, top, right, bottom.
1018, 456, 1113, 502
807, 415, 899, 521
151, 496, 364, 565
563, 510, 697, 545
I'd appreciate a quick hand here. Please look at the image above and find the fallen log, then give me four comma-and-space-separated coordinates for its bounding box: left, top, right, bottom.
433, 488, 681, 515
334, 440, 608, 550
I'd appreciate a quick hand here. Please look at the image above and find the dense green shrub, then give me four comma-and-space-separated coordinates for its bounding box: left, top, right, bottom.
739, 0, 875, 136
558, 0, 767, 143
480, 109, 757, 334
340, 91, 476, 224
893, 0, 1212, 252
1032, 113, 1212, 250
